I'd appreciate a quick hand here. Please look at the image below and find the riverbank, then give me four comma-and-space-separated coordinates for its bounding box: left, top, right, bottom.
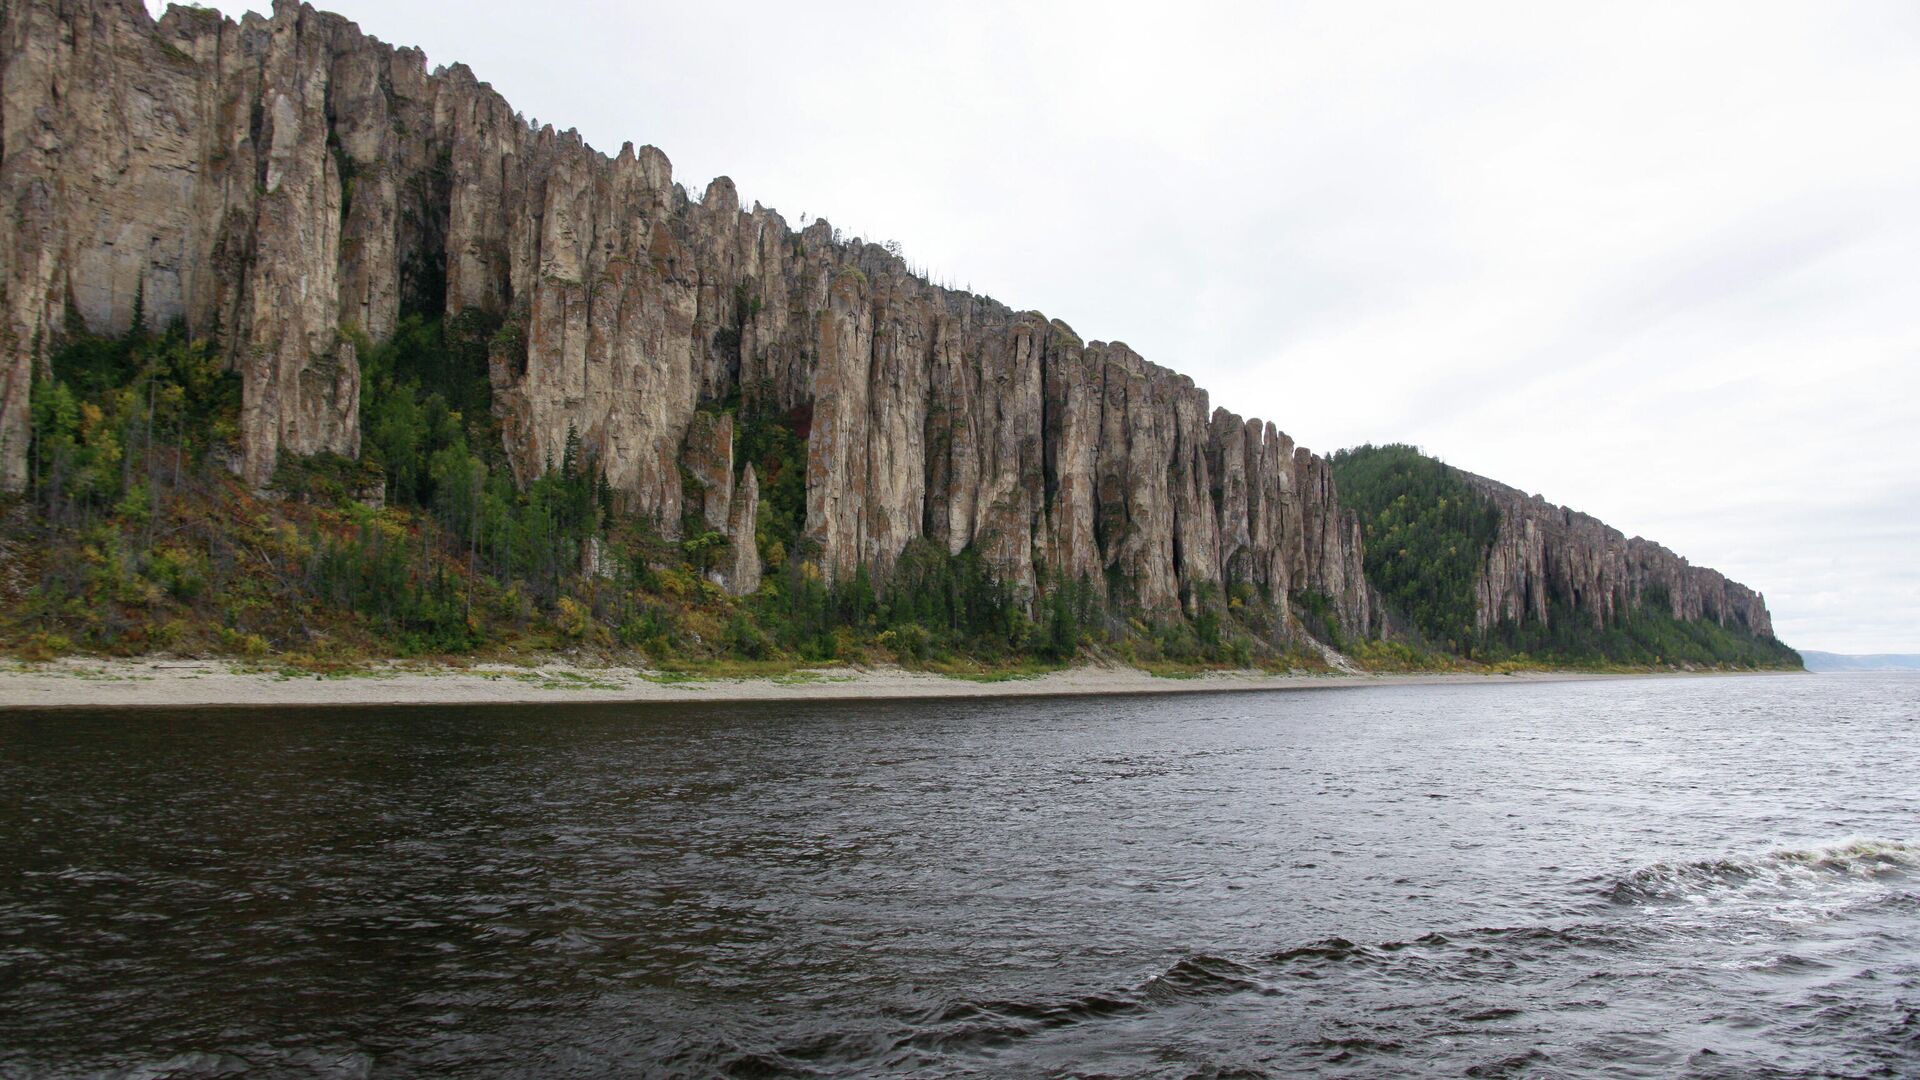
0, 657, 1790, 710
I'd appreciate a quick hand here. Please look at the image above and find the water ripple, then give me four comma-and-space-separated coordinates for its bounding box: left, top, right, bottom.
2, 672, 1917, 1077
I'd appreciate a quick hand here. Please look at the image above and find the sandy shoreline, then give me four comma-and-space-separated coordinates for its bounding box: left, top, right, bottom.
0, 657, 1776, 711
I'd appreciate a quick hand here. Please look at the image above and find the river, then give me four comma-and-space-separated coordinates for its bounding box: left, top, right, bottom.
2, 673, 1915, 1077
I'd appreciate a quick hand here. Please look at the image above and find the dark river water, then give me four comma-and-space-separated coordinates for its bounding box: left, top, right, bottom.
2, 673, 1917, 1078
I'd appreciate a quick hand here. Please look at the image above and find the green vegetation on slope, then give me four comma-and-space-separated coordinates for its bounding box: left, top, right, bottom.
1, 317, 1323, 675
1331, 443, 1799, 670
1329, 443, 1499, 654
2, 318, 1791, 676
730, 387, 809, 570
1491, 586, 1802, 670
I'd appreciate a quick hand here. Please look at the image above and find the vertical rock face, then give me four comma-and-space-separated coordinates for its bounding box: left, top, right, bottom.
1465, 473, 1773, 639
0, 0, 1375, 640
722, 464, 760, 597
681, 410, 734, 533
0, 0, 381, 485
3, 1, 1773, 650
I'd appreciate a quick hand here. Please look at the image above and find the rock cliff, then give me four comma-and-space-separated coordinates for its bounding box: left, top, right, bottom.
0, 0, 1371, 637
1465, 472, 1774, 639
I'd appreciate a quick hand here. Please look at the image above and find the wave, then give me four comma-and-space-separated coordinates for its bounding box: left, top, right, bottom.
889, 955, 1264, 1057
853, 924, 1641, 1068
664, 842, 1919, 1076
1602, 838, 1919, 905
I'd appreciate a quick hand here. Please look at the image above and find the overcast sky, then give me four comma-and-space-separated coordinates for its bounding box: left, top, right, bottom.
161, 1, 1918, 653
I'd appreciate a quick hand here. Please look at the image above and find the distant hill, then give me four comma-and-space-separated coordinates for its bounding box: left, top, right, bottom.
1802, 652, 1920, 673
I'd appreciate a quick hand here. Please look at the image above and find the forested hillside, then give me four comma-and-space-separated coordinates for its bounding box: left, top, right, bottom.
1332, 445, 1799, 669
